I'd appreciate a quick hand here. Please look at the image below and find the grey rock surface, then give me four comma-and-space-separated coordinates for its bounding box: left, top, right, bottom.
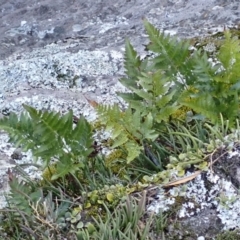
168, 208, 224, 239
0, 0, 240, 60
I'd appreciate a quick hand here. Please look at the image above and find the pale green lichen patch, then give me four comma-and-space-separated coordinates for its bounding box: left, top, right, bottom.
190, 27, 240, 57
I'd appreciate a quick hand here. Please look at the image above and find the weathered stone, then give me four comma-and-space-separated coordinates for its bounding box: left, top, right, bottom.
0, 0, 240, 59
212, 145, 240, 189
147, 139, 240, 238
167, 208, 223, 239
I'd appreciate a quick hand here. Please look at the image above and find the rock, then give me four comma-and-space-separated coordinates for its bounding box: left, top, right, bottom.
11, 148, 23, 160
0, 0, 240, 59
147, 134, 240, 238
167, 208, 223, 239
212, 144, 240, 189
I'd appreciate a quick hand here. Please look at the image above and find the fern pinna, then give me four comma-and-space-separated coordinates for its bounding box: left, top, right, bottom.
0, 105, 94, 179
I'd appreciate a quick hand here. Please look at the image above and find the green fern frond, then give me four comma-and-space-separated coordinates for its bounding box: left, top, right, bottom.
23, 105, 93, 164
5, 175, 44, 219
96, 104, 158, 163
218, 30, 240, 83
0, 111, 38, 152
143, 19, 194, 86
119, 21, 240, 126
180, 30, 240, 126
120, 39, 149, 89
118, 39, 150, 109
0, 105, 94, 176
121, 70, 180, 122
192, 50, 219, 85
156, 105, 180, 122
180, 92, 219, 123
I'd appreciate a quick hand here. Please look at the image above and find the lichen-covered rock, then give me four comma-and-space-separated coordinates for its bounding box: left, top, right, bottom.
147, 131, 240, 238
168, 208, 223, 239
1, 0, 240, 60
212, 144, 240, 189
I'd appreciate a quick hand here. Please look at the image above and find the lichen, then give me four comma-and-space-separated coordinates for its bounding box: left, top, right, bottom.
189, 28, 240, 58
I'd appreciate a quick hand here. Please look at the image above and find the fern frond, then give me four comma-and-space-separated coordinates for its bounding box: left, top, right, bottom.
0, 111, 38, 151
25, 105, 93, 161
96, 104, 158, 163
180, 92, 220, 124
122, 70, 180, 122
218, 30, 240, 84
124, 39, 141, 77
120, 39, 149, 90
119, 21, 240, 126
6, 176, 42, 216
156, 105, 180, 122
192, 50, 219, 85
181, 31, 240, 126
143, 19, 194, 85
0, 105, 94, 174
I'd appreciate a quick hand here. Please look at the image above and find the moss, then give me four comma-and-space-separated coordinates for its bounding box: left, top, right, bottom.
41, 163, 58, 184
171, 86, 198, 121
85, 204, 107, 222
171, 105, 193, 120
105, 149, 128, 177
90, 119, 105, 131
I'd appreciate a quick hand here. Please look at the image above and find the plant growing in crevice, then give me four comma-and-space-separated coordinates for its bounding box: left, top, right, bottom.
96, 20, 240, 169
178, 31, 240, 125
2, 20, 240, 239
120, 20, 240, 127
119, 61, 180, 123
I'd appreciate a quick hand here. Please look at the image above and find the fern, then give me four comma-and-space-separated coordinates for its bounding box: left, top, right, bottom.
4, 177, 71, 239
120, 38, 149, 89
6, 177, 42, 216
123, 70, 180, 123
191, 50, 219, 86
119, 42, 181, 123
143, 19, 195, 87
118, 38, 151, 106
180, 30, 240, 125
0, 111, 39, 152
218, 31, 240, 83
119, 20, 195, 124
180, 91, 219, 123
134, 20, 240, 125
96, 104, 158, 163
0, 105, 94, 179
